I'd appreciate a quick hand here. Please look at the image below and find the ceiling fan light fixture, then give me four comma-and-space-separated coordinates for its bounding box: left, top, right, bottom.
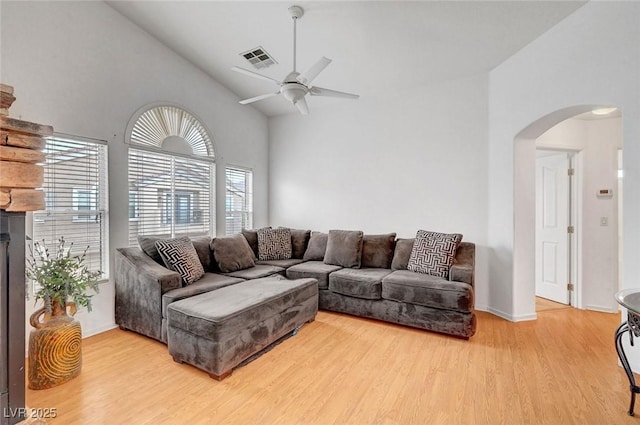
281, 83, 308, 103
592, 107, 617, 116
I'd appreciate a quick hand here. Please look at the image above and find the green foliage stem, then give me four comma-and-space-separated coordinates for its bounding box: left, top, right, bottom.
26, 237, 102, 313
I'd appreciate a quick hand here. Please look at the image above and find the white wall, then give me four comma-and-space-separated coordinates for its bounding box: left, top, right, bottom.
536, 117, 622, 312
488, 0, 640, 362
269, 74, 490, 309
0, 1, 269, 340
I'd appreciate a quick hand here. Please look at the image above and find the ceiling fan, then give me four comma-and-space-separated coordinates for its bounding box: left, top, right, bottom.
232, 5, 359, 115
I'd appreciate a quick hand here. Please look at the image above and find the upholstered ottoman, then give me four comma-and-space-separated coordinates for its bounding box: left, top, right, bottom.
166, 275, 318, 380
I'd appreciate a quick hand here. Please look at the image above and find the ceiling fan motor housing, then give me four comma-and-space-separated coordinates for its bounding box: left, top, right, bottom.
288, 5, 304, 20
281, 83, 308, 103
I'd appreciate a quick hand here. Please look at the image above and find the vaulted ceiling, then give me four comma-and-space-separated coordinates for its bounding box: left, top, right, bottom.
107, 1, 586, 117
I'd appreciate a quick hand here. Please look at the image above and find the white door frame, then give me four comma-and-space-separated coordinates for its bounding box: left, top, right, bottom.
534, 147, 583, 309
571, 151, 583, 309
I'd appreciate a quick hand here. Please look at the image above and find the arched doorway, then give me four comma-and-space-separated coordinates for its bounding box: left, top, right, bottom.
513, 105, 622, 317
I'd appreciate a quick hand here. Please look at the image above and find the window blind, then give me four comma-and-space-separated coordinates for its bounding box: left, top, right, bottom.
32, 135, 109, 278
225, 167, 253, 235
128, 148, 214, 246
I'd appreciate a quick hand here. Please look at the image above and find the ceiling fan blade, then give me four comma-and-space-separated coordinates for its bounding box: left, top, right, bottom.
239, 92, 280, 105
294, 96, 309, 115
297, 57, 332, 86
309, 86, 360, 99
232, 66, 281, 86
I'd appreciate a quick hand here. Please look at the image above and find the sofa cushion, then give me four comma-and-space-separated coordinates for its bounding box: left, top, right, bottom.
286, 261, 342, 289
222, 264, 285, 279
167, 275, 317, 341
390, 238, 414, 271
450, 242, 475, 285
211, 234, 256, 273
361, 233, 397, 269
138, 235, 170, 265
140, 235, 214, 271
155, 237, 205, 285
162, 273, 244, 318
323, 230, 364, 268
257, 227, 292, 261
407, 230, 462, 278
303, 232, 328, 261
256, 258, 305, 268
190, 236, 217, 272
381, 270, 473, 312
241, 228, 259, 258
281, 228, 311, 259
329, 268, 393, 300
241, 227, 271, 258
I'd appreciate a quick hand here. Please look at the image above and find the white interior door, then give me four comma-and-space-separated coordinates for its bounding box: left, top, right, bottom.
535, 151, 570, 304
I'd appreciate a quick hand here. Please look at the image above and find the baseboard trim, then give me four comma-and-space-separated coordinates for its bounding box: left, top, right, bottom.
586, 304, 617, 314
511, 311, 537, 322
476, 305, 536, 322
83, 323, 118, 339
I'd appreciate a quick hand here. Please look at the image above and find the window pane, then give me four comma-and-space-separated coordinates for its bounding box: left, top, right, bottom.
225, 167, 253, 236
128, 148, 214, 245
32, 136, 108, 278
174, 157, 210, 233
128, 191, 139, 219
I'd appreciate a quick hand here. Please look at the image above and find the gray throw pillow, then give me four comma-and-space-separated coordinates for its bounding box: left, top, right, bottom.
155, 237, 205, 285
138, 235, 170, 265
323, 230, 364, 268
257, 227, 292, 261
211, 234, 256, 273
407, 230, 462, 278
303, 232, 328, 261
302, 232, 329, 261
279, 227, 311, 259
241, 227, 271, 258
241, 228, 259, 258
391, 238, 414, 270
190, 236, 217, 272
361, 233, 397, 269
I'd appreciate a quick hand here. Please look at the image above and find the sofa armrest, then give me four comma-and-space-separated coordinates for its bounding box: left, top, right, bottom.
449, 242, 475, 286
114, 247, 181, 342
115, 247, 181, 293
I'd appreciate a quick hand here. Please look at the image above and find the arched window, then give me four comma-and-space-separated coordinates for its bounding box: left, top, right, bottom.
127, 105, 215, 245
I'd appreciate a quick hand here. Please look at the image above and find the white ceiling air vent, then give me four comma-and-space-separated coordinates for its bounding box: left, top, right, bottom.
241, 47, 277, 70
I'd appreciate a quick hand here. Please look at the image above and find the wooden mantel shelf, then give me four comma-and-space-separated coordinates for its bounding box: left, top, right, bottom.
0, 112, 52, 212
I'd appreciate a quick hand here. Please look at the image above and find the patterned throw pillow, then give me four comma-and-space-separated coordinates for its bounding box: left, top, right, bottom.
407, 230, 462, 279
279, 227, 311, 259
257, 228, 292, 261
241, 227, 271, 259
155, 237, 205, 285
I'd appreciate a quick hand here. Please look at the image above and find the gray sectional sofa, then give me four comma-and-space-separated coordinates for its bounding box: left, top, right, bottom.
285, 232, 476, 339
115, 228, 476, 344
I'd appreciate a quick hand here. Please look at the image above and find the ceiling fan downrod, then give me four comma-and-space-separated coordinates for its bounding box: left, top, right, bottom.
288, 5, 304, 73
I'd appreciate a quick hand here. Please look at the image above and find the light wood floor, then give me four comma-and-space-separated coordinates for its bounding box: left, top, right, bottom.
536, 296, 572, 312
26, 309, 635, 425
